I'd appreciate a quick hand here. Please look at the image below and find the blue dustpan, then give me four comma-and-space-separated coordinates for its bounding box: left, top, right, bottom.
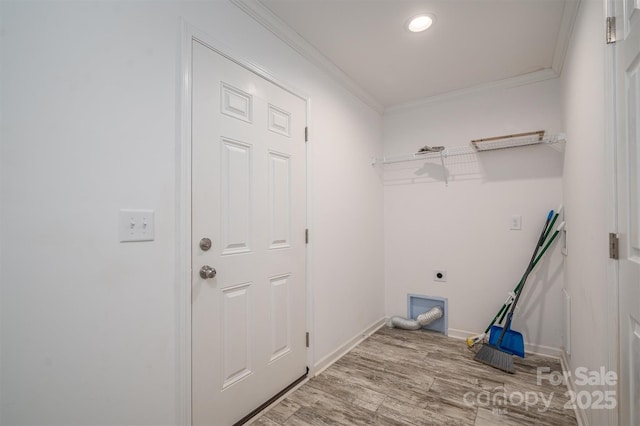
489, 325, 525, 358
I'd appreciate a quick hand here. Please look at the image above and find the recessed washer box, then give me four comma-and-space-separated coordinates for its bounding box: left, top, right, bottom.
407, 294, 448, 335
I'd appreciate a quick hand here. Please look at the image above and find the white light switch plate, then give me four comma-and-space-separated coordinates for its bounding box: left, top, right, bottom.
119, 209, 155, 242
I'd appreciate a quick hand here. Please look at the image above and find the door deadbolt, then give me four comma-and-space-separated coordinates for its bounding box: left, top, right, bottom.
199, 265, 217, 279
199, 238, 212, 251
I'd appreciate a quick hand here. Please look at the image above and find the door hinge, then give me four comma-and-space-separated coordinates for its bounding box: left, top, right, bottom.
606, 16, 616, 44
305, 126, 308, 142
305, 332, 310, 348
305, 228, 309, 244
609, 233, 619, 259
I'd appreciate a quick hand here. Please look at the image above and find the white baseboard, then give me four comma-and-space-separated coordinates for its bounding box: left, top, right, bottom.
448, 328, 563, 358
447, 327, 477, 341
312, 317, 387, 376
523, 342, 563, 358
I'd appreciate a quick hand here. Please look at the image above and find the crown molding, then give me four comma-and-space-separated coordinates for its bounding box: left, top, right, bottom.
551, 0, 581, 75
384, 68, 559, 114
231, 0, 385, 114
232, 0, 578, 116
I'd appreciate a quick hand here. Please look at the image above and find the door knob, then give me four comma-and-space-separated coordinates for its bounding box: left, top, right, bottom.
199, 265, 217, 279
199, 238, 212, 251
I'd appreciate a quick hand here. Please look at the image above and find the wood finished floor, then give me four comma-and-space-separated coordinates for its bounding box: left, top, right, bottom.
252, 327, 577, 426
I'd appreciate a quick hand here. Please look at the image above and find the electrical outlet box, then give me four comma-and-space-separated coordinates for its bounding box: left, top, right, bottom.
511, 215, 522, 230
119, 209, 155, 242
433, 270, 447, 282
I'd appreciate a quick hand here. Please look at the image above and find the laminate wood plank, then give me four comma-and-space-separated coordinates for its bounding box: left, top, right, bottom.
335, 351, 435, 388
328, 359, 435, 406
344, 347, 438, 381
377, 395, 476, 426
289, 391, 378, 425
305, 371, 388, 412
501, 380, 573, 411
263, 399, 301, 424
285, 383, 349, 409
474, 407, 528, 426
286, 405, 414, 426
474, 401, 578, 426
251, 328, 578, 426
351, 339, 431, 366
252, 416, 282, 426
283, 408, 337, 426
284, 382, 384, 424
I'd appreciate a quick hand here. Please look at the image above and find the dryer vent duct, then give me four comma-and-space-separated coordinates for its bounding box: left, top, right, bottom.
387, 306, 443, 330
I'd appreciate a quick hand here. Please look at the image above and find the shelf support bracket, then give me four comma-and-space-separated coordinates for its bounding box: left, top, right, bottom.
439, 150, 448, 186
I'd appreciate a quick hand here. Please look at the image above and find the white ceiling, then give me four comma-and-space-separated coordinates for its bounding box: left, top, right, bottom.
235, 0, 578, 112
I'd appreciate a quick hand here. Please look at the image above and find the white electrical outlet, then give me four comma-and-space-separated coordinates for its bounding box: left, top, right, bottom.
510, 215, 522, 230
433, 270, 447, 282
119, 209, 155, 242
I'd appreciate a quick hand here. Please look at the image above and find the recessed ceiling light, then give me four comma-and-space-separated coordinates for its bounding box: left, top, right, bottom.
407, 14, 434, 32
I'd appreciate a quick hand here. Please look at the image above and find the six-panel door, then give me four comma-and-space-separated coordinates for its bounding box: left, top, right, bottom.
191, 40, 307, 426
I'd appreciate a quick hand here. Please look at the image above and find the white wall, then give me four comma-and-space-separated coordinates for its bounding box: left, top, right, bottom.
383, 79, 565, 353
0, 1, 384, 424
560, 1, 612, 425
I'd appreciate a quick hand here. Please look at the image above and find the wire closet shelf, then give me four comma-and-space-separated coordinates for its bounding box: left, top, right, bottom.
372, 131, 566, 166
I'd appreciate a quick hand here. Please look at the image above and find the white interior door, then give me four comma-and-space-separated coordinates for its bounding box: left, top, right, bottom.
616, 1, 640, 424
191, 39, 308, 425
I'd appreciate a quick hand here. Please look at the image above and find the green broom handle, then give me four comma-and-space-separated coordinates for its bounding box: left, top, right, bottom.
497, 225, 563, 324
542, 207, 562, 246
484, 298, 511, 334
516, 224, 561, 293
483, 211, 554, 334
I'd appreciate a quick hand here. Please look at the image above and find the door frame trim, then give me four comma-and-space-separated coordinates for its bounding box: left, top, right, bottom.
604, 0, 620, 425
176, 20, 312, 425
